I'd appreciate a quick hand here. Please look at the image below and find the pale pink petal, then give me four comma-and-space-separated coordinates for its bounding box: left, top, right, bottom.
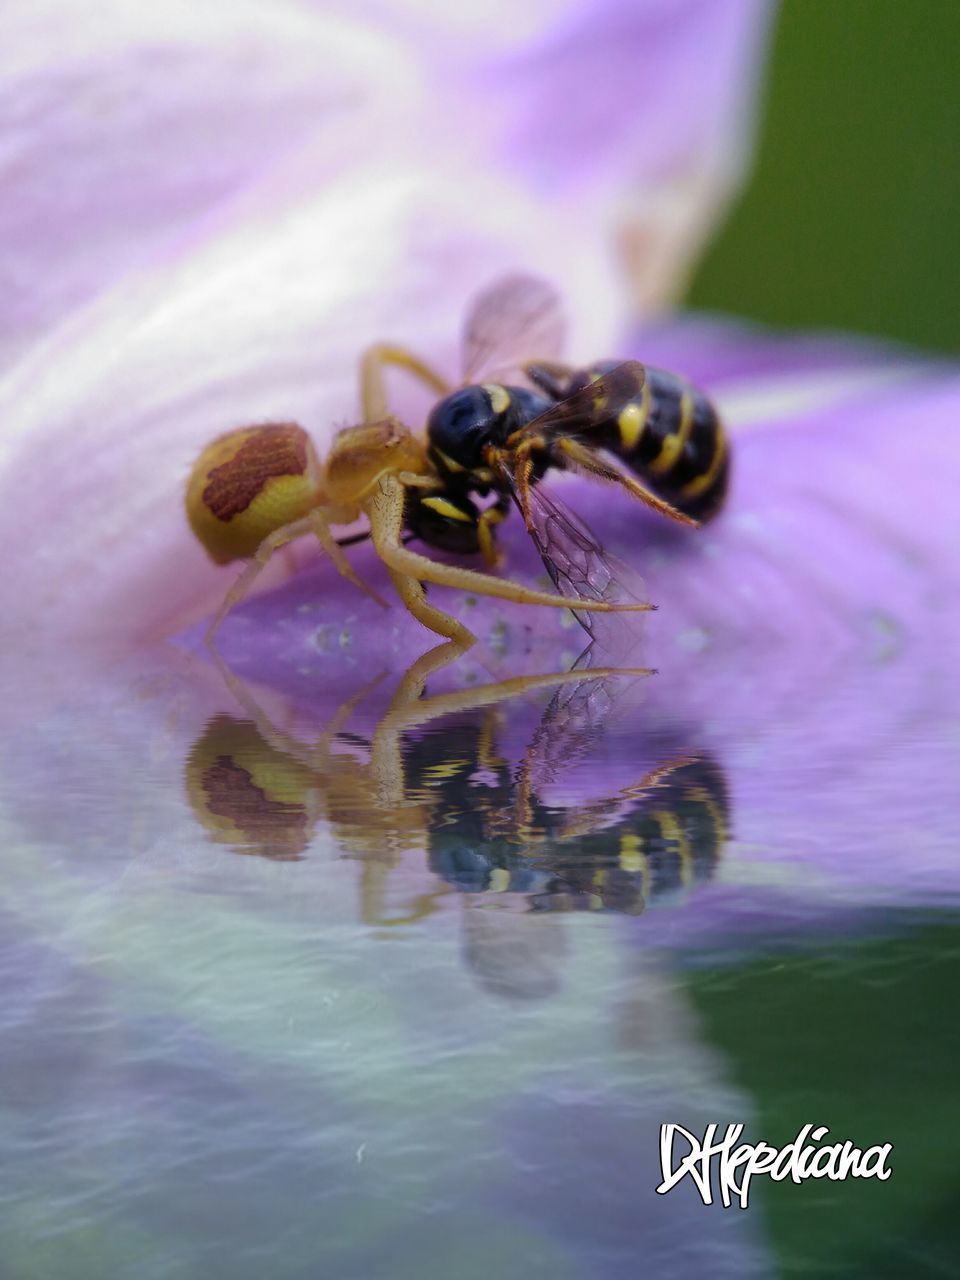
0, 0, 771, 640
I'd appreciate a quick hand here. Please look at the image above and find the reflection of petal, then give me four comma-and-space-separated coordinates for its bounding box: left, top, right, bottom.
461, 908, 567, 1001
496, 958, 772, 1278
0, 1, 772, 640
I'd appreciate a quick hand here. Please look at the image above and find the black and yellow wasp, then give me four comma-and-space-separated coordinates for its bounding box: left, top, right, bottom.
362, 272, 730, 636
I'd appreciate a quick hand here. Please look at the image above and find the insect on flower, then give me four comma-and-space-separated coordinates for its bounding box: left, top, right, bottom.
185, 275, 729, 647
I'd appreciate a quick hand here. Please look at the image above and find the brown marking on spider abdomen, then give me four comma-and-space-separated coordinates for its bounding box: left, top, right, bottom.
203, 423, 309, 520
201, 754, 310, 859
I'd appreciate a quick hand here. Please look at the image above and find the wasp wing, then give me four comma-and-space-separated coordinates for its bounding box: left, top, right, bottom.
509, 359, 647, 444
492, 460, 653, 641
461, 274, 567, 385
518, 671, 626, 804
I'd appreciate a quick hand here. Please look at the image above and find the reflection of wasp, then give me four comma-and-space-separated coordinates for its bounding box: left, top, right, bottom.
185, 649, 727, 930
185, 275, 727, 648
411, 722, 729, 918
528, 756, 729, 915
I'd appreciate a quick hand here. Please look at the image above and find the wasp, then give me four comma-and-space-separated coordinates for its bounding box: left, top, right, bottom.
404, 275, 729, 576
186, 275, 728, 647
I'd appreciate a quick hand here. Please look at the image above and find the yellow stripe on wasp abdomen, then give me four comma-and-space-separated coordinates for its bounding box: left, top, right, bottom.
607, 366, 729, 522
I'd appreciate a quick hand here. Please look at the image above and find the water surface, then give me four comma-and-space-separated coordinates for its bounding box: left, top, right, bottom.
2, 616, 958, 1280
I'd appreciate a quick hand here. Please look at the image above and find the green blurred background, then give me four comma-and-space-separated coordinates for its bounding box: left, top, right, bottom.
689, 8, 960, 1270
689, 0, 960, 353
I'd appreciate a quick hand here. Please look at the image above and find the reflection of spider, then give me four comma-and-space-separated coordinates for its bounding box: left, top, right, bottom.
186, 643, 647, 875
185, 648, 729, 1001
185, 645, 725, 929
185, 274, 725, 648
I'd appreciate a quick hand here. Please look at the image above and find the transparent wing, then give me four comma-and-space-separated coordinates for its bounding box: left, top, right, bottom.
494, 462, 652, 641
513, 665, 657, 861
509, 359, 646, 444
519, 672, 625, 802
461, 274, 567, 385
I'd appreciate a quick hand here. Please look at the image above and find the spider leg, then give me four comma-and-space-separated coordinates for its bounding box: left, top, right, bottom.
359, 343, 450, 422
205, 515, 314, 645
368, 476, 649, 638
385, 565, 476, 648
206, 507, 393, 647
308, 509, 389, 609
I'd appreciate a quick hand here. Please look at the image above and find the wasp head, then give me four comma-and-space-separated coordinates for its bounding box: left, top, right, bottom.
426, 384, 550, 477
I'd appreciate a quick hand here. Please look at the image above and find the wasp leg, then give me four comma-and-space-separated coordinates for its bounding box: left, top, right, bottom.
476, 495, 510, 568
360, 344, 451, 422
206, 515, 315, 644
368, 476, 650, 635
396, 471, 445, 492
523, 360, 575, 399
510, 441, 544, 529
307, 509, 389, 609
489, 439, 544, 529
551, 438, 700, 528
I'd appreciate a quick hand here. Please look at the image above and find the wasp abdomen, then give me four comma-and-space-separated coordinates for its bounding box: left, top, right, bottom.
569, 363, 730, 522
628, 367, 728, 522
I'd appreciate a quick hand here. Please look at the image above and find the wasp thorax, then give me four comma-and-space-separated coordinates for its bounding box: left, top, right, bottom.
186, 422, 321, 564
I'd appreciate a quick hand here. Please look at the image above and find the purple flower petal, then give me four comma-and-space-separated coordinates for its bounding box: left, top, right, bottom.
0, 0, 771, 639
